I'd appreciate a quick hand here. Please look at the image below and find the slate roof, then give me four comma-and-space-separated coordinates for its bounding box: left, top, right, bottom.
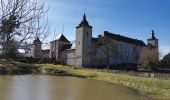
147, 30, 157, 41
102, 31, 146, 46
33, 38, 42, 43
76, 14, 92, 28
56, 34, 70, 42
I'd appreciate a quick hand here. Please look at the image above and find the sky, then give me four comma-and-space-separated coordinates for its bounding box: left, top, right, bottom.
45, 0, 170, 55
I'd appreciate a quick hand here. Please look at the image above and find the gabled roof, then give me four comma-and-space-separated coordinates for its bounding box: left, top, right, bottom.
55, 34, 70, 42
102, 31, 146, 46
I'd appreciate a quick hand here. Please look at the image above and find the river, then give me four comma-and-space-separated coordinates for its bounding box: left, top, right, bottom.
0, 75, 150, 100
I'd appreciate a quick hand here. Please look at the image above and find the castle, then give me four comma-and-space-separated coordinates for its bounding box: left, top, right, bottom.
32, 14, 159, 68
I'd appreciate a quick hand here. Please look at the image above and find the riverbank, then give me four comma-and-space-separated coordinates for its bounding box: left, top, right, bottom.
0, 59, 39, 74
39, 64, 170, 100
0, 60, 170, 99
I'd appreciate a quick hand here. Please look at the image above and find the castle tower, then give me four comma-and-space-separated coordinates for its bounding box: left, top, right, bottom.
147, 30, 159, 60
49, 34, 70, 59
33, 38, 42, 58
75, 14, 92, 67
147, 30, 158, 48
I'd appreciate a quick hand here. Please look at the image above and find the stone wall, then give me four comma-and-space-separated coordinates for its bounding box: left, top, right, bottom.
91, 39, 143, 67
59, 49, 75, 66
50, 40, 70, 59
66, 50, 77, 67
49, 40, 57, 58
32, 43, 42, 58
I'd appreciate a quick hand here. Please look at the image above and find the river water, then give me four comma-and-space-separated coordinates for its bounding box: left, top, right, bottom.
0, 75, 150, 100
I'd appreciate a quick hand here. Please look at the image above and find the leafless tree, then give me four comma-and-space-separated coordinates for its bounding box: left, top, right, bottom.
161, 52, 170, 67
0, 0, 50, 58
138, 47, 159, 69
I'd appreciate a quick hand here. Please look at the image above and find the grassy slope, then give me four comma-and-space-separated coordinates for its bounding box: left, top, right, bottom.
39, 64, 170, 100
0, 59, 36, 74
0, 59, 32, 67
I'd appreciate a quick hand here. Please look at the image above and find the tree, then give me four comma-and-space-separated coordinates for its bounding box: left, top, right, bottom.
138, 47, 159, 69
0, 0, 49, 58
161, 52, 170, 67
89, 37, 119, 69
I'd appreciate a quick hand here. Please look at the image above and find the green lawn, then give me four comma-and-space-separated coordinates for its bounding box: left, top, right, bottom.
39, 64, 170, 100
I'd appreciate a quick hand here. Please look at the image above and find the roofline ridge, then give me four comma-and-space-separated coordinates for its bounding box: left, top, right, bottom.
103, 31, 144, 42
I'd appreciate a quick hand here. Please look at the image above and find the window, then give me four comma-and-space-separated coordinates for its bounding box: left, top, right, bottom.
87, 32, 89, 36
85, 31, 89, 42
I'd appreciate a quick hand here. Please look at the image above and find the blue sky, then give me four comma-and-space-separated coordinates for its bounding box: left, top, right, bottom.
45, 0, 170, 55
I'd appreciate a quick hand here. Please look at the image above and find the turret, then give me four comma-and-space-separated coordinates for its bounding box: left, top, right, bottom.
147, 30, 158, 48
147, 30, 159, 60
75, 14, 92, 67
33, 38, 42, 58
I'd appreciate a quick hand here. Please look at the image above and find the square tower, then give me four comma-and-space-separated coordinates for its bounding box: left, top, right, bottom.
75, 14, 92, 67
147, 30, 159, 61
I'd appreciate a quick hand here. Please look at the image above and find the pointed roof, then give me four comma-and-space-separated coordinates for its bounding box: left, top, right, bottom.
76, 13, 92, 28
148, 30, 157, 40
33, 38, 42, 44
55, 34, 70, 42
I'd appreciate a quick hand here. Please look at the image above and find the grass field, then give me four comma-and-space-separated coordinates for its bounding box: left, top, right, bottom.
39, 64, 170, 100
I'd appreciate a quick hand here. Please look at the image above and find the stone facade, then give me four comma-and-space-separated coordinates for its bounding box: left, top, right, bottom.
32, 38, 42, 58
90, 36, 144, 67
48, 14, 159, 68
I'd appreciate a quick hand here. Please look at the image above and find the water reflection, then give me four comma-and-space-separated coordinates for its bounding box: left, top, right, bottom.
0, 75, 150, 100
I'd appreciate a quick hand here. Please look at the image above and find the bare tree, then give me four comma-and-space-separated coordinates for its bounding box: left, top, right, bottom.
0, 0, 50, 58
138, 47, 159, 69
161, 52, 170, 67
